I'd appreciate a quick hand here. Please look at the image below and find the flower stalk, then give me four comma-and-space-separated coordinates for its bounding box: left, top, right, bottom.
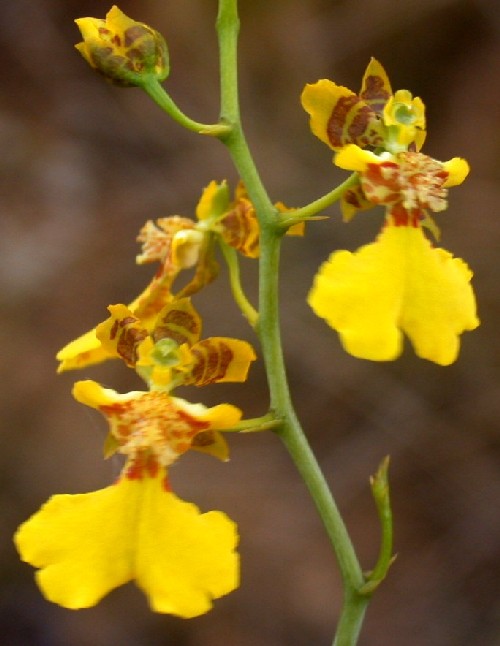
142, 79, 231, 136
215, 1, 377, 644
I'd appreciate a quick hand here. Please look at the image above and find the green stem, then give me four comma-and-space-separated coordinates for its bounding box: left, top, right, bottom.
258, 231, 368, 614
223, 412, 282, 433
279, 173, 359, 228
219, 242, 258, 327
142, 79, 231, 136
333, 593, 370, 646
216, 2, 371, 644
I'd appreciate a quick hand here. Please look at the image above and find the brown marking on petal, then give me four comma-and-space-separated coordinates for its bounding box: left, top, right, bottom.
111, 315, 140, 338
327, 94, 360, 147
109, 319, 120, 341
192, 430, 217, 448
106, 313, 148, 365
162, 474, 172, 492
327, 95, 383, 149
390, 204, 411, 226
124, 25, 150, 47
125, 452, 159, 480
220, 200, 260, 257
133, 277, 174, 322
175, 408, 210, 434
147, 454, 159, 477
154, 308, 200, 346
348, 105, 380, 146
344, 189, 364, 208
136, 217, 195, 266
164, 310, 198, 334
361, 152, 451, 228
190, 340, 234, 386
101, 392, 211, 469
101, 400, 134, 416
127, 48, 145, 67
360, 75, 391, 114
389, 205, 421, 227
116, 326, 148, 366
126, 60, 137, 72
89, 47, 113, 67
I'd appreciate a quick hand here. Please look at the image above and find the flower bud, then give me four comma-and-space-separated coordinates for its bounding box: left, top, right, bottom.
75, 5, 169, 87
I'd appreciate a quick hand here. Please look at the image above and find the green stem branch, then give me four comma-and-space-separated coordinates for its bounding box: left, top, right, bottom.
142, 79, 231, 136
279, 173, 359, 228
219, 242, 258, 327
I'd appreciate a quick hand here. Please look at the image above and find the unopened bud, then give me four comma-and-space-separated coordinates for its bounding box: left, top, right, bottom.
75, 5, 169, 87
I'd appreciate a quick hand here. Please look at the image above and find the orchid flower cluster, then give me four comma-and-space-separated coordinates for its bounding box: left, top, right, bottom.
16, 179, 260, 616
14, 4, 478, 644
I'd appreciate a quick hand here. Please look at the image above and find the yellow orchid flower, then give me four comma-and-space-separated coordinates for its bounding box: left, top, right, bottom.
15, 366, 244, 615
56, 214, 213, 373
197, 180, 262, 257
75, 5, 169, 86
199, 181, 305, 256
302, 59, 428, 223
301, 58, 426, 153
15, 467, 238, 616
96, 298, 256, 390
308, 145, 478, 365
56, 182, 259, 373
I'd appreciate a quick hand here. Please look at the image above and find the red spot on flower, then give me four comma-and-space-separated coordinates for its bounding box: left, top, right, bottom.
360, 152, 451, 227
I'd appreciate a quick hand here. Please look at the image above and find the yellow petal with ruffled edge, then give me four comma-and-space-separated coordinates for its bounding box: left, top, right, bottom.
308, 225, 479, 365
14, 472, 239, 616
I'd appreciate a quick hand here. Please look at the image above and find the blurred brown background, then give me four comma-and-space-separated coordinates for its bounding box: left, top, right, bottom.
1, 1, 499, 645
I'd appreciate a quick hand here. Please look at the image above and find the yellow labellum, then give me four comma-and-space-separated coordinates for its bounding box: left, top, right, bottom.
309, 225, 479, 365
14, 471, 239, 617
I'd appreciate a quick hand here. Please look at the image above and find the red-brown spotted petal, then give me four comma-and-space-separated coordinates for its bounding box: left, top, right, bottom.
96, 304, 148, 367
191, 430, 229, 461
359, 58, 393, 115
219, 198, 260, 258
340, 179, 376, 222
187, 338, 256, 386
153, 298, 202, 347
